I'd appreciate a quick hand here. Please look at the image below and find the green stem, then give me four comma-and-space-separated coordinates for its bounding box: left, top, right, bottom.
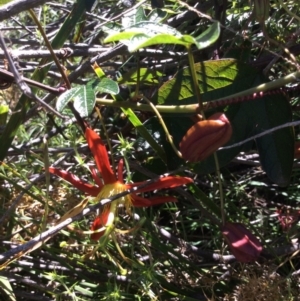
186, 46, 204, 116
213, 152, 225, 225
97, 98, 198, 113
97, 69, 300, 113
134, 51, 140, 98
143, 96, 182, 158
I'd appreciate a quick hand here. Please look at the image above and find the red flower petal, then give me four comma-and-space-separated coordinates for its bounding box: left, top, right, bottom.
117, 159, 124, 182
89, 166, 103, 188
132, 195, 178, 207
49, 167, 100, 196
90, 207, 110, 241
85, 127, 116, 185
128, 176, 193, 193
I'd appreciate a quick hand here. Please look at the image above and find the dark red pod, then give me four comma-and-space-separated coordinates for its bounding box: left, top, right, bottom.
222, 222, 263, 263
180, 112, 232, 162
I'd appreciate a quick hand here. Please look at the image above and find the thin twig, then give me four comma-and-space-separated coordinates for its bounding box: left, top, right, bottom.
221, 120, 300, 150
0, 0, 49, 22
0, 171, 184, 265
0, 68, 63, 95
0, 29, 65, 118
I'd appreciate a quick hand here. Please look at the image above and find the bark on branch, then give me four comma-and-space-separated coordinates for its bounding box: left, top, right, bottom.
0, 0, 49, 21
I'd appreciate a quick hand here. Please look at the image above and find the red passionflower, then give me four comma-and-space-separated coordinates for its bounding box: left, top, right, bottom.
49, 127, 193, 240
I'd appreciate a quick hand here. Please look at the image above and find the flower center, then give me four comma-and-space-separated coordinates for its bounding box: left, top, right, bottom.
96, 181, 132, 213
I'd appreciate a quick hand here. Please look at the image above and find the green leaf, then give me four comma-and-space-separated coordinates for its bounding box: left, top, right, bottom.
189, 184, 222, 218
194, 22, 220, 50
118, 68, 163, 85
73, 85, 96, 117
0, 104, 9, 126
0, 275, 16, 301
154, 59, 257, 105
56, 87, 81, 112
104, 29, 145, 43
122, 6, 147, 28
122, 108, 167, 162
127, 21, 182, 37
252, 94, 294, 186
147, 8, 167, 22
104, 21, 182, 45
149, 60, 260, 172
0, 0, 90, 161
56, 78, 119, 117
104, 21, 220, 52
94, 78, 119, 95
127, 33, 192, 52
0, 0, 12, 4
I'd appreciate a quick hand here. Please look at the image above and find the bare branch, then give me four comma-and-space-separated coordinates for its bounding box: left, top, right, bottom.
0, 0, 49, 21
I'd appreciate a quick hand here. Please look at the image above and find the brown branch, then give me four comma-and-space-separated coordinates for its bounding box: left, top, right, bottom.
0, 68, 63, 95
0, 0, 49, 21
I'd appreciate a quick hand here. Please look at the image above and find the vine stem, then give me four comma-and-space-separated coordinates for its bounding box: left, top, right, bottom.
187, 46, 204, 116
214, 152, 225, 225
186, 45, 225, 224
143, 96, 182, 158
96, 69, 300, 113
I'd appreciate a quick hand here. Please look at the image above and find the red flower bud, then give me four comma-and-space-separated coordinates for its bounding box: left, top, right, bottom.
222, 222, 263, 263
180, 112, 232, 162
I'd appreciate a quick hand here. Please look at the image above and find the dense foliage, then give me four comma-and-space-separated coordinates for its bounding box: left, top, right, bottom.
0, 0, 300, 300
